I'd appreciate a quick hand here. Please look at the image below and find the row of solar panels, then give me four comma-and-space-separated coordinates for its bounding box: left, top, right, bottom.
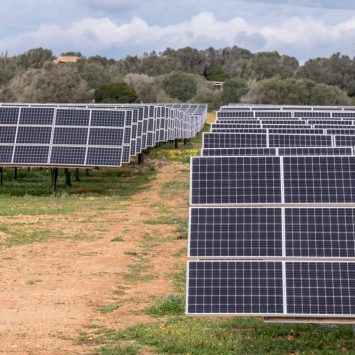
224, 104, 355, 111
0, 104, 207, 167
186, 105, 355, 319
202, 133, 355, 148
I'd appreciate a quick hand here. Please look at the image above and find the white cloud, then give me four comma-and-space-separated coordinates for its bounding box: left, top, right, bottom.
1, 12, 355, 61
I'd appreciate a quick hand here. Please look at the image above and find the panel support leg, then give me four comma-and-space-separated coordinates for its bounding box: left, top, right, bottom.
174, 139, 179, 149
14, 167, 18, 181
0, 167, 3, 186
184, 139, 188, 145
138, 153, 144, 165
353, 325, 355, 337
64, 168, 72, 187
86, 169, 90, 177
75, 168, 80, 182
50, 168, 58, 193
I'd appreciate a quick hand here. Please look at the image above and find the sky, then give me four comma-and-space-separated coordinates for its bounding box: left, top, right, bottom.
1, 0, 355, 62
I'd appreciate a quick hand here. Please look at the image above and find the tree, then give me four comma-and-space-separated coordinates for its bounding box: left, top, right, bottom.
204, 64, 229, 82
244, 78, 351, 105
162, 72, 197, 101
17, 48, 54, 69
221, 79, 249, 104
95, 82, 138, 103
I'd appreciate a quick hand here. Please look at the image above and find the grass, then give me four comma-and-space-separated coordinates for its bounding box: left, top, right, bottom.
145, 294, 185, 317
144, 215, 188, 239
0, 165, 156, 218
100, 303, 120, 314
160, 181, 189, 192
111, 236, 124, 243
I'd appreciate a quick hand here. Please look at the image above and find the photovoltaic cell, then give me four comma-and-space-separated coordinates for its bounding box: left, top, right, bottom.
19, 108, 54, 125
191, 157, 282, 205
187, 261, 284, 315
285, 209, 355, 258
278, 147, 353, 156
0, 126, 17, 143
0, 107, 19, 124
283, 157, 355, 203
203, 133, 267, 148
53, 127, 88, 145
286, 262, 355, 315
89, 128, 124, 146
50, 146, 86, 165
86, 147, 122, 166
55, 109, 90, 126
91, 110, 125, 127
189, 208, 282, 257
13, 146, 49, 164
201, 148, 277, 156
269, 134, 332, 147
0, 145, 14, 163
16, 126, 52, 144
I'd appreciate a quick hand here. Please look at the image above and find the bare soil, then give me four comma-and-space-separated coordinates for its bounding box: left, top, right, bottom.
0, 161, 188, 354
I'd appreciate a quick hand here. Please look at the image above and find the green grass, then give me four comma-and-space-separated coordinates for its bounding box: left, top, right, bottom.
111, 236, 124, 243
94, 317, 355, 355
100, 303, 120, 314
161, 181, 189, 192
0, 165, 156, 218
144, 215, 188, 239
145, 294, 185, 317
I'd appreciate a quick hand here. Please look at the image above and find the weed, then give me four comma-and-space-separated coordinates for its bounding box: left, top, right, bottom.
111, 236, 124, 242
145, 294, 185, 317
100, 303, 120, 314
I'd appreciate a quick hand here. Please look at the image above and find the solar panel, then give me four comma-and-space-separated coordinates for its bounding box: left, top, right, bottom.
285, 208, 355, 258
201, 148, 277, 156
283, 157, 355, 203
14, 146, 49, 164
0, 126, 17, 143
203, 133, 267, 148
187, 261, 284, 315
50, 146, 86, 165
189, 208, 282, 257
286, 262, 355, 316
269, 134, 332, 147
335, 135, 355, 147
86, 147, 122, 167
0, 107, 19, 124
187, 261, 355, 316
278, 147, 353, 156
190, 157, 282, 205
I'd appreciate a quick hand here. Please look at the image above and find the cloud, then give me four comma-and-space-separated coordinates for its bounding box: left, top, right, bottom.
1, 11, 355, 61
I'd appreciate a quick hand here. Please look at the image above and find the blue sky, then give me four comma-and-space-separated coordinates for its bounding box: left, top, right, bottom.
1, 0, 355, 61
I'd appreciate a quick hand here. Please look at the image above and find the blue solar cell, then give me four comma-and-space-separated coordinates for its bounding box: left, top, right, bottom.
0, 107, 19, 124
89, 128, 124, 146
189, 208, 283, 257
285, 208, 355, 258
19, 108, 54, 125
283, 157, 355, 203
53, 127, 88, 145
16, 126, 52, 144
0, 145, 14, 163
91, 110, 125, 127
203, 133, 267, 148
0, 126, 17, 144
56, 109, 90, 126
86, 147, 122, 166
13, 146, 49, 164
269, 134, 332, 147
50, 146, 86, 165
187, 261, 283, 315
191, 157, 282, 205
286, 262, 355, 315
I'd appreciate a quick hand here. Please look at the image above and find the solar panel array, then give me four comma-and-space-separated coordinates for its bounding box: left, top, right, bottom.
0, 103, 207, 167
187, 104, 355, 320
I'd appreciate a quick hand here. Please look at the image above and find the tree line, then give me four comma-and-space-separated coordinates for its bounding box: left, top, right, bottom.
0, 47, 353, 107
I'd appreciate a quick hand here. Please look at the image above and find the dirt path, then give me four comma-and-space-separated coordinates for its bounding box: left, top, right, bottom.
0, 161, 188, 354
